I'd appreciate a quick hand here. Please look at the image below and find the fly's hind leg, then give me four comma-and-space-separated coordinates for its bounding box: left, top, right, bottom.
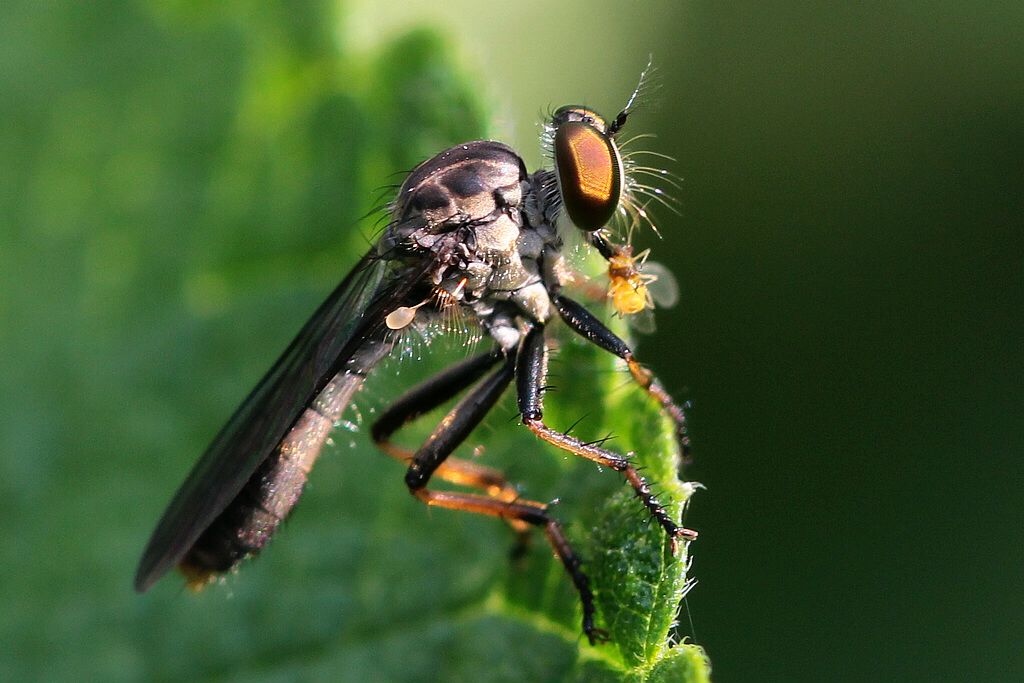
410, 488, 607, 644
516, 322, 697, 552
370, 349, 530, 544
396, 352, 607, 643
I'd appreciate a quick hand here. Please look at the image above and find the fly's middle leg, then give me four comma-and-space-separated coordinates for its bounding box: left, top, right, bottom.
516, 322, 697, 553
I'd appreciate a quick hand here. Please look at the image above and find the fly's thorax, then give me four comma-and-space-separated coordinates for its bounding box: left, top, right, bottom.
383, 140, 567, 328
384, 141, 526, 284
396, 140, 526, 225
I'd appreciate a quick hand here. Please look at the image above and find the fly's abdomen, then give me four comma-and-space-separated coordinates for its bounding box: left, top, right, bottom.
179, 341, 389, 587
178, 406, 333, 586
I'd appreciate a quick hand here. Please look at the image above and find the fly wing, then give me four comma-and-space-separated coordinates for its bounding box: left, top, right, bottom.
135, 250, 406, 591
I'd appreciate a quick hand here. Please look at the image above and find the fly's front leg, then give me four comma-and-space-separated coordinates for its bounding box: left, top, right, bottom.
552, 293, 691, 459
516, 323, 697, 552
398, 352, 606, 643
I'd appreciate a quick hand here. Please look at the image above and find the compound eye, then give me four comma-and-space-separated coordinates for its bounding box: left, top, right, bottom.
552, 105, 607, 133
554, 121, 622, 231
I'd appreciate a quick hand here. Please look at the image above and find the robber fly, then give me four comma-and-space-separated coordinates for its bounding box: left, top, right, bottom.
135, 63, 695, 645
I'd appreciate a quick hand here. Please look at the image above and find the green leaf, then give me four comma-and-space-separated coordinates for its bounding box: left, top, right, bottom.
0, 2, 709, 680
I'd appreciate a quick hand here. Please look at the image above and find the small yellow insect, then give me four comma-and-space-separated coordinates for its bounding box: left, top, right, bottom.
608, 247, 654, 315
606, 245, 679, 332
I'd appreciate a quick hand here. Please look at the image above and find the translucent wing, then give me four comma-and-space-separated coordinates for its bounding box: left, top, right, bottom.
642, 260, 679, 308
135, 250, 406, 591
627, 307, 658, 335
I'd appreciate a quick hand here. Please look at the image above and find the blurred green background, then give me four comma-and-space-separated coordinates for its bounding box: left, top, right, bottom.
2, 1, 1021, 680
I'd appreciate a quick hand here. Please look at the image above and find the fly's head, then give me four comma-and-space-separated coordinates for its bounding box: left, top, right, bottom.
543, 59, 675, 240
548, 105, 623, 232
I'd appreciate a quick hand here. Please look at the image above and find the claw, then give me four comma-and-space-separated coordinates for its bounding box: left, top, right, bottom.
669, 526, 698, 554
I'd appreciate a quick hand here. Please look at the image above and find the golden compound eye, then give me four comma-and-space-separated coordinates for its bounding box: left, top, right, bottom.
553, 109, 622, 231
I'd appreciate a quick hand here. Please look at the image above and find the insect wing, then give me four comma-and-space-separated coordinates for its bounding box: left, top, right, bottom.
643, 260, 679, 308
135, 251, 397, 592
627, 307, 658, 334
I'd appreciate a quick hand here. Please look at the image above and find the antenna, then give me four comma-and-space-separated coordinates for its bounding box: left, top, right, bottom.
608, 55, 656, 137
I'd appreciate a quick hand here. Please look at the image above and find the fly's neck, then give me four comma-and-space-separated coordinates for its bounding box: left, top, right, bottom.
526, 169, 561, 229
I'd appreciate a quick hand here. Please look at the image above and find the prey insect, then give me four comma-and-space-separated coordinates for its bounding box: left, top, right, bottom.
595, 233, 680, 334
135, 64, 695, 645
